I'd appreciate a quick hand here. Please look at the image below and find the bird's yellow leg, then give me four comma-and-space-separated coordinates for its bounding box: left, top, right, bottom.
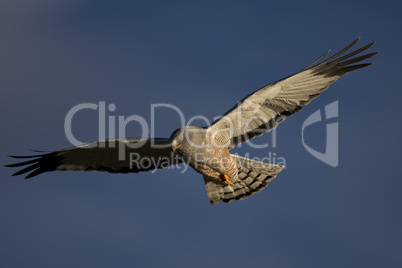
219, 173, 233, 185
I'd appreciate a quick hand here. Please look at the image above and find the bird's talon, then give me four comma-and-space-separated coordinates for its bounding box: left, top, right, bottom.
219, 174, 233, 185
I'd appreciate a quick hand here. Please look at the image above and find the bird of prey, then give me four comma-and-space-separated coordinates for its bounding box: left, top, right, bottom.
6, 38, 377, 204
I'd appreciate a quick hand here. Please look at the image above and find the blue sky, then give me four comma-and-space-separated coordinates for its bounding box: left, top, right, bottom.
1, 1, 401, 267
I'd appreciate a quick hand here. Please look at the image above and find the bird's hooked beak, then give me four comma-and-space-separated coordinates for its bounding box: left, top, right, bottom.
171, 138, 180, 152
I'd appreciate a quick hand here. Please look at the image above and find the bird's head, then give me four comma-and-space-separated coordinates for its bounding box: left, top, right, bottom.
170, 128, 185, 153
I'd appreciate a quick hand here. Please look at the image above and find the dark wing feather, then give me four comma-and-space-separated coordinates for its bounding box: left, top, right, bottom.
5, 138, 182, 179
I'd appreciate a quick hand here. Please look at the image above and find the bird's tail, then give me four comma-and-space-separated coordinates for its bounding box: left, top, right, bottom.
203, 154, 284, 204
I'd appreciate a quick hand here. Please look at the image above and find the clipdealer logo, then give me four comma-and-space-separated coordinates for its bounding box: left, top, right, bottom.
63, 100, 339, 168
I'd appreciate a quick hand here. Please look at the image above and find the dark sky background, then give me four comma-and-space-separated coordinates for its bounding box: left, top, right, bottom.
1, 1, 400, 267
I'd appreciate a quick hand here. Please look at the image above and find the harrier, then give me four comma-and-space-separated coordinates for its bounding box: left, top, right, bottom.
6, 38, 377, 204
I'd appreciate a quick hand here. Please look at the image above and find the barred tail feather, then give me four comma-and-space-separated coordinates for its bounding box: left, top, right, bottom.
203, 155, 284, 205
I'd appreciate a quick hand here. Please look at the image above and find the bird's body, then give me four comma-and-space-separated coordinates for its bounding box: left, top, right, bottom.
6, 38, 377, 204
171, 127, 238, 183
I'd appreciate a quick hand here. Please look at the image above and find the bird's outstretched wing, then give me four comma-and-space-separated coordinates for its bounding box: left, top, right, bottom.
5, 138, 182, 178
208, 38, 377, 147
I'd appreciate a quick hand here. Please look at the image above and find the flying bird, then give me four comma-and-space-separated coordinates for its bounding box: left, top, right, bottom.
5, 38, 377, 204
